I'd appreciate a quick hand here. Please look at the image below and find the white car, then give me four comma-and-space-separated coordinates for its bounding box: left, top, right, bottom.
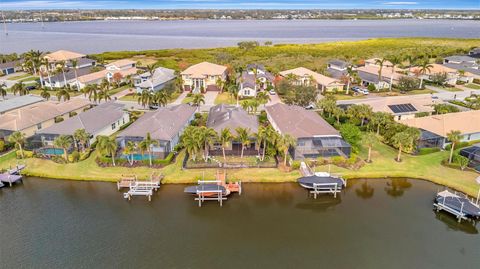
269, 90, 276, 95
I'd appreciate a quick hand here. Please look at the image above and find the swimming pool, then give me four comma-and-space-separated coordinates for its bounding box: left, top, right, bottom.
37, 148, 65, 155
120, 153, 158, 161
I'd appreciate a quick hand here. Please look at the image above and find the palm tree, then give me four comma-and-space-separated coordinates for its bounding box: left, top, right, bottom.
84, 84, 99, 102
418, 59, 433, 89
364, 132, 377, 163
386, 55, 401, 91
73, 129, 90, 152
138, 133, 158, 166
181, 126, 202, 162
53, 135, 72, 162
344, 66, 354, 95
219, 128, 233, 162
317, 94, 337, 117
8, 131, 25, 158
25, 50, 43, 85
370, 112, 392, 135
331, 106, 344, 124
277, 134, 296, 166
447, 130, 462, 164
199, 127, 217, 161
40, 88, 51, 100
42, 58, 54, 90
374, 58, 387, 83
392, 131, 410, 162
96, 135, 118, 166
215, 77, 224, 92
137, 90, 153, 108
56, 61, 68, 87
227, 84, 239, 106
0, 82, 7, 100
98, 88, 111, 103
12, 82, 27, 96
191, 94, 205, 111
235, 127, 250, 158
154, 90, 169, 107
256, 91, 270, 108
146, 64, 157, 91
56, 88, 70, 102
255, 126, 267, 160
71, 59, 79, 90
123, 141, 136, 166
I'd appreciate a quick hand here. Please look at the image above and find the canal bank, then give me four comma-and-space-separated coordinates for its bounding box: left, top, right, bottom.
1, 177, 478, 268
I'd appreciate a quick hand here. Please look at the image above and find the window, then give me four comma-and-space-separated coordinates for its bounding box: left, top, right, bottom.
111, 123, 116, 130
297, 141, 305, 146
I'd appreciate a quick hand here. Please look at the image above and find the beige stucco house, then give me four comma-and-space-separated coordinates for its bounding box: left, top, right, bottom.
279, 67, 344, 92
181, 62, 228, 93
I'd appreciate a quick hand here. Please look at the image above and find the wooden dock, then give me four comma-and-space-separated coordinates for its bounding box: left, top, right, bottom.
117, 175, 137, 190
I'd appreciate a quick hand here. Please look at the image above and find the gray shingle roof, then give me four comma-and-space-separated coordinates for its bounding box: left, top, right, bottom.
207, 104, 259, 135
0, 60, 23, 70
49, 66, 95, 82
118, 104, 196, 141
443, 63, 480, 76
328, 59, 349, 69
265, 103, 340, 139
36, 101, 125, 135
444, 55, 477, 63
0, 95, 44, 114
66, 58, 96, 68
134, 67, 176, 89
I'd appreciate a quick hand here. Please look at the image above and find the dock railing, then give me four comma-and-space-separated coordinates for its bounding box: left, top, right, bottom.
311, 183, 340, 199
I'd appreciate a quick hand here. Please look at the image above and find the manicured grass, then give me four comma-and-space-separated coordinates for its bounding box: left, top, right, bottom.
182, 96, 194, 104
109, 85, 131, 95
374, 89, 435, 97
119, 93, 138, 102
19, 76, 39, 83
465, 83, 480, 90
8, 73, 32, 81
2, 139, 479, 196
214, 92, 236, 105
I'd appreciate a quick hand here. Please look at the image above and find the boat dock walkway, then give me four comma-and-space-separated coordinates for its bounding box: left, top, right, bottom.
0, 174, 22, 187
120, 173, 163, 201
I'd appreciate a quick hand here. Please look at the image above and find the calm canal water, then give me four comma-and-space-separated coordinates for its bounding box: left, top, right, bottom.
1, 19, 479, 53
1, 177, 479, 268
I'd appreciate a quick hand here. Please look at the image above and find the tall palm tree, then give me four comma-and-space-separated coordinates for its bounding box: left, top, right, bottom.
374, 58, 387, 83
8, 131, 25, 158
447, 130, 462, 164
137, 90, 153, 108
344, 66, 354, 95
53, 135, 72, 162
0, 82, 7, 99
71, 59, 79, 90
96, 135, 118, 166
145, 64, 157, 91
42, 58, 53, 90
84, 84, 99, 102
199, 127, 217, 161
370, 112, 393, 135
181, 126, 202, 162
255, 126, 267, 160
191, 94, 205, 111
235, 127, 250, 158
219, 128, 233, 162
40, 88, 51, 100
331, 106, 344, 124
386, 55, 401, 92
392, 131, 410, 162
154, 90, 169, 107
228, 84, 239, 106
56, 88, 70, 102
363, 132, 377, 163
123, 141, 136, 166
98, 88, 111, 103
138, 132, 158, 167
12, 82, 27, 96
73, 128, 90, 152
256, 91, 270, 108
56, 61, 68, 87
277, 134, 296, 166
418, 59, 433, 89
25, 50, 43, 85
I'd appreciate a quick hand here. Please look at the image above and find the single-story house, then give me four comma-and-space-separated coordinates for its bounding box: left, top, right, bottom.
36, 102, 129, 147
66, 58, 96, 69
0, 60, 23, 75
238, 64, 275, 97
400, 110, 480, 149
443, 55, 477, 65
133, 66, 176, 93
0, 95, 44, 115
0, 99, 90, 139
340, 95, 438, 121
326, 59, 351, 79
279, 67, 344, 92
181, 62, 228, 93
117, 104, 196, 159
356, 65, 404, 89
44, 50, 86, 69
443, 62, 480, 80
357, 69, 390, 90
44, 66, 94, 88
76, 59, 137, 89
206, 104, 259, 156
265, 103, 351, 159
410, 64, 473, 85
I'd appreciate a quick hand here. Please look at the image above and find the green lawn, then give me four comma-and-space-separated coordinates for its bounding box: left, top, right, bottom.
119, 93, 138, 102
109, 85, 131, 95
19, 76, 39, 83
182, 96, 194, 104
214, 92, 236, 105
465, 83, 480, 90
8, 73, 32, 81
2, 139, 479, 196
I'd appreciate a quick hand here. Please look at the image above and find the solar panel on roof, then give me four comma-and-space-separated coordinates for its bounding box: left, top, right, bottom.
388, 104, 417, 114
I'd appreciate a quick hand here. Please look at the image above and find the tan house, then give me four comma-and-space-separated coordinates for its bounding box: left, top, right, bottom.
400, 110, 480, 148
279, 67, 344, 92
76, 59, 137, 89
44, 50, 86, 63
410, 64, 473, 86
181, 62, 228, 93
0, 99, 90, 139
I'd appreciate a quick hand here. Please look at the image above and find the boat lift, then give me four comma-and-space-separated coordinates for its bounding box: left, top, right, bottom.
434, 190, 480, 223
195, 180, 227, 207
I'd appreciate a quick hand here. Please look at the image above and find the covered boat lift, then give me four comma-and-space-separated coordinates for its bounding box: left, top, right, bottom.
434, 190, 480, 223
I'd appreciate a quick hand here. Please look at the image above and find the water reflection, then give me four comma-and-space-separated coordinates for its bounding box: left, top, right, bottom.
355, 180, 375, 199
384, 178, 412, 197
434, 211, 478, 234
295, 196, 342, 212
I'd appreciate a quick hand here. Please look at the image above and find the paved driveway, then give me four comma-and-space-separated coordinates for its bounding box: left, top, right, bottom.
199, 91, 218, 112
267, 93, 282, 106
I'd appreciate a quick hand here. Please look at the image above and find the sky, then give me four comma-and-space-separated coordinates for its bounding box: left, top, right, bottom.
0, 0, 479, 10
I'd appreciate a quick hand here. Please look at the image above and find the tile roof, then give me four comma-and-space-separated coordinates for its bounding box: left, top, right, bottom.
181, 62, 227, 78
118, 104, 196, 141
357, 65, 404, 82
107, 59, 136, 69
134, 67, 176, 89
279, 67, 343, 87
400, 110, 480, 137
37, 102, 126, 136
48, 66, 95, 82
206, 104, 259, 135
347, 95, 437, 115
410, 64, 458, 75
44, 50, 85, 62
265, 103, 340, 139
0, 95, 44, 114
0, 99, 90, 131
